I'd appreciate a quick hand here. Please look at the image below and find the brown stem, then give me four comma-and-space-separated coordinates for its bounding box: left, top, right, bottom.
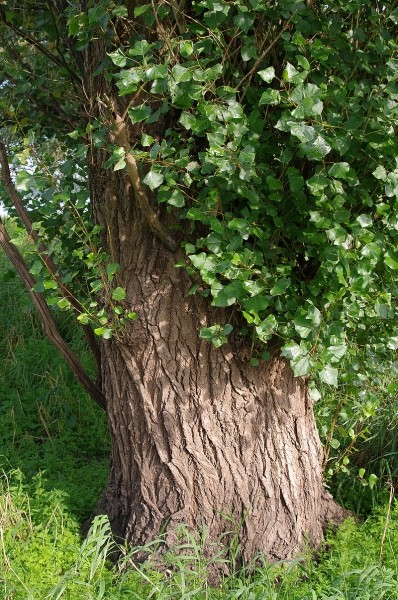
0, 142, 102, 385
106, 99, 177, 252
0, 219, 106, 410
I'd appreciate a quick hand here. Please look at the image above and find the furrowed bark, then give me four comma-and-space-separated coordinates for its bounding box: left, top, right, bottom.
84, 126, 346, 571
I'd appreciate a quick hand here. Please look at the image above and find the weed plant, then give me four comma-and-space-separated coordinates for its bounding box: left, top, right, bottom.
1, 240, 398, 599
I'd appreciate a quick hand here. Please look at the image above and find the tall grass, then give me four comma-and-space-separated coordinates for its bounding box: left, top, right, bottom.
1, 235, 398, 599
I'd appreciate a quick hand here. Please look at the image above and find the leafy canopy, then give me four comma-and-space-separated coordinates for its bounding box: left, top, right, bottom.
1, 0, 398, 388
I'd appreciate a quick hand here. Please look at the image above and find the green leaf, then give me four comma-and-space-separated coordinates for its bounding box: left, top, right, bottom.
270, 278, 290, 296
296, 55, 310, 70
114, 157, 126, 171
77, 313, 90, 325
255, 315, 277, 342
300, 135, 331, 160
167, 188, 185, 207
94, 327, 113, 339
128, 104, 152, 124
143, 170, 164, 190
281, 343, 301, 361
328, 162, 350, 179
293, 316, 313, 338
213, 282, 244, 307
108, 50, 127, 67
283, 62, 299, 81
106, 263, 120, 277
180, 41, 193, 57
172, 65, 191, 82
319, 365, 338, 387
329, 438, 340, 449
259, 89, 280, 105
368, 473, 378, 490
179, 112, 197, 130
145, 64, 168, 81
141, 133, 154, 146
356, 214, 372, 228
372, 165, 387, 181
292, 355, 311, 377
112, 287, 126, 301
384, 250, 398, 270
258, 67, 275, 82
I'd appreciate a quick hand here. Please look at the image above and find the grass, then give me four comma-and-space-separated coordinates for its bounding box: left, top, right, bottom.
1, 240, 398, 599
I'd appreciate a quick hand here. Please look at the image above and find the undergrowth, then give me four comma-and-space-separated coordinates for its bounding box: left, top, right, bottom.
1, 240, 398, 598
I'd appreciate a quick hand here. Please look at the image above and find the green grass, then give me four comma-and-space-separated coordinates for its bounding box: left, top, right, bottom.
2, 240, 398, 599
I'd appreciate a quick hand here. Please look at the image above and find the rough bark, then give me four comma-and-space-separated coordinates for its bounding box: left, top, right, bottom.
87, 167, 346, 566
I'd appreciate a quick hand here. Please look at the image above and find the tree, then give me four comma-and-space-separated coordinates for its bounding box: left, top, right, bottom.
0, 0, 397, 569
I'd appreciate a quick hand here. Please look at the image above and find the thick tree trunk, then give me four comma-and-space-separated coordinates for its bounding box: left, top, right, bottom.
91, 176, 345, 565
82, 36, 346, 571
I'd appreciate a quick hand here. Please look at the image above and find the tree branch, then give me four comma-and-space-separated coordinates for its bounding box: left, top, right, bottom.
107, 99, 178, 252
0, 141, 103, 392
0, 219, 106, 411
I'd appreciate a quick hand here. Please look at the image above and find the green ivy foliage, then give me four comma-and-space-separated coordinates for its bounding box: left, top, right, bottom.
103, 0, 398, 383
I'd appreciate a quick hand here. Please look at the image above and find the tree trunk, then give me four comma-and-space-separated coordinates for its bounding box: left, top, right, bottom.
82, 38, 346, 571
90, 174, 345, 566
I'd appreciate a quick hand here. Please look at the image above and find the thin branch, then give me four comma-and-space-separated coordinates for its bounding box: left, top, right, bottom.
0, 219, 106, 411
0, 141, 102, 387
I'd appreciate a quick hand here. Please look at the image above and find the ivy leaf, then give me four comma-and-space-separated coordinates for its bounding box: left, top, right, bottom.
167, 188, 185, 207
179, 112, 197, 130
292, 355, 311, 377
108, 50, 127, 67
372, 165, 387, 180
293, 316, 313, 338
300, 135, 331, 160
258, 67, 275, 82
384, 250, 398, 270
112, 287, 126, 301
296, 55, 310, 70
106, 263, 120, 277
143, 170, 164, 190
319, 365, 338, 387
128, 104, 152, 124
145, 64, 168, 81
259, 89, 280, 105
356, 214, 372, 228
328, 162, 350, 179
114, 157, 126, 171
270, 277, 290, 296
172, 65, 191, 82
283, 62, 299, 81
255, 315, 277, 342
94, 327, 113, 339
